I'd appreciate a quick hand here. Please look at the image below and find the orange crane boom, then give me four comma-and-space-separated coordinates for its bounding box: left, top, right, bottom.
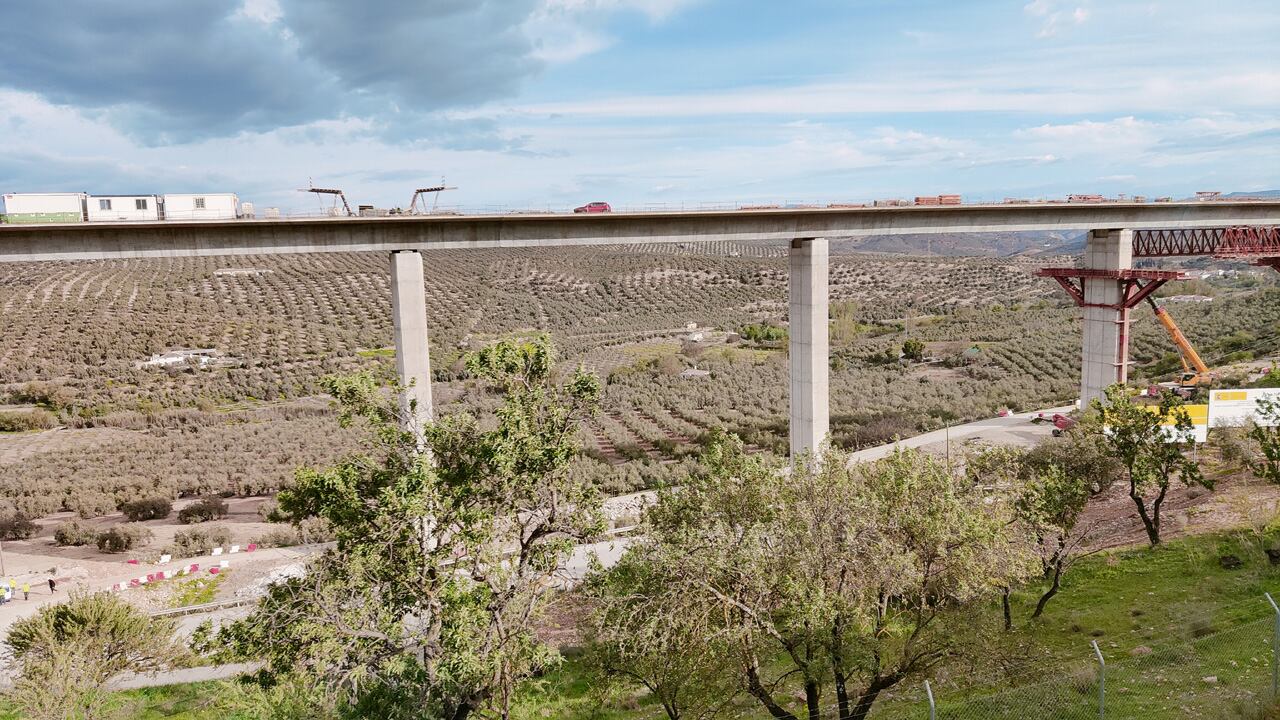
1144, 296, 1212, 387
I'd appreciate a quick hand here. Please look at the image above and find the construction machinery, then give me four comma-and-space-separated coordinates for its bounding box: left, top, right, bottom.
299, 185, 353, 217
407, 181, 457, 215
1145, 296, 1213, 394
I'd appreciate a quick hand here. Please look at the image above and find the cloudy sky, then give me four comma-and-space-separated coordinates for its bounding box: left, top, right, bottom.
1, 0, 1277, 212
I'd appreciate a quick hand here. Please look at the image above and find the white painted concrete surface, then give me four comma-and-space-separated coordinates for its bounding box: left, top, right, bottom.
789, 237, 829, 457
390, 250, 434, 440
1079, 229, 1134, 408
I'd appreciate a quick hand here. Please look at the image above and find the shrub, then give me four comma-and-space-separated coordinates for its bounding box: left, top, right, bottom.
0, 410, 57, 432
177, 496, 229, 525
165, 526, 232, 558
53, 520, 97, 547
96, 524, 153, 553
68, 492, 119, 520
120, 496, 173, 522
256, 498, 284, 523
0, 513, 38, 541
252, 517, 334, 549
251, 527, 300, 549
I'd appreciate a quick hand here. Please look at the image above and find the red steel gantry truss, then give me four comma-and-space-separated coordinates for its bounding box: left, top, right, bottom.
1035, 226, 1278, 392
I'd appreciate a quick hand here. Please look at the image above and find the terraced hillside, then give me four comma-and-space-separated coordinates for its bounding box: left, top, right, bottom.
2, 241, 1278, 511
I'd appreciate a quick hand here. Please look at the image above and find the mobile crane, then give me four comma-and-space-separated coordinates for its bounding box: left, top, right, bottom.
1145, 296, 1213, 395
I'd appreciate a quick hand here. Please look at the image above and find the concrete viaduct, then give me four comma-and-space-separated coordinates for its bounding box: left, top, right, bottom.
3, 200, 1279, 457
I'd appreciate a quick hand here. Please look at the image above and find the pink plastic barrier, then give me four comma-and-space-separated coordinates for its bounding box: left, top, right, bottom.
246, 543, 257, 552
208, 567, 220, 575
127, 559, 139, 565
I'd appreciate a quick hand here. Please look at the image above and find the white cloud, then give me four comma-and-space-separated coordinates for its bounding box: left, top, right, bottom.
541, 0, 696, 22
524, 0, 697, 64
236, 0, 282, 24
493, 68, 1280, 118
1025, 0, 1091, 37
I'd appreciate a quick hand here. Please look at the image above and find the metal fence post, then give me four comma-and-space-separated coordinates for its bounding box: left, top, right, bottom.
925, 680, 936, 720
1267, 592, 1280, 699
1092, 639, 1106, 719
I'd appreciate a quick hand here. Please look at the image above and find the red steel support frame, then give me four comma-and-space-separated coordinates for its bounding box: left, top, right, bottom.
1036, 268, 1188, 388
1035, 268, 1187, 310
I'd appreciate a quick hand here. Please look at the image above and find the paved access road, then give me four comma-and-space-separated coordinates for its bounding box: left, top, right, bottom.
847, 405, 1077, 464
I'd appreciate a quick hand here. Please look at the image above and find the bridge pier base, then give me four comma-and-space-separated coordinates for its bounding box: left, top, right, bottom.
789, 237, 829, 460
390, 250, 434, 442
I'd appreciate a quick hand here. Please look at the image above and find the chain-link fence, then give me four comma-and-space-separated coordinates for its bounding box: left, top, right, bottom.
874, 593, 1280, 720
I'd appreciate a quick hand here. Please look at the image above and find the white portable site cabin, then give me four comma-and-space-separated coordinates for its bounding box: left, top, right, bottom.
1, 192, 86, 224
87, 195, 161, 222
162, 193, 239, 221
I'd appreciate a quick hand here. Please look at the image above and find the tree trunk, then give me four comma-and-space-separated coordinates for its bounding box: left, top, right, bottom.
1030, 561, 1064, 619
805, 680, 820, 720
849, 675, 899, 720
1001, 586, 1013, 631
1151, 483, 1169, 544
834, 671, 851, 720
747, 665, 799, 720
1129, 481, 1161, 546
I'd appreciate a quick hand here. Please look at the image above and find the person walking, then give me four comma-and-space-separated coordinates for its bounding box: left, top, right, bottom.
47, 577, 56, 593
21, 582, 29, 600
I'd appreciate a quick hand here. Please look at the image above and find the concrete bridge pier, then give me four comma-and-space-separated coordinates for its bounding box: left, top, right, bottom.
1079, 229, 1134, 409
789, 237, 830, 459
390, 250, 434, 443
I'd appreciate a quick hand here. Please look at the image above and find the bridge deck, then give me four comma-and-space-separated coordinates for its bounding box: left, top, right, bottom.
3, 201, 1280, 262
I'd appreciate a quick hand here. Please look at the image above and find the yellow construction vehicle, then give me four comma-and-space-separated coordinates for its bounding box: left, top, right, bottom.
1145, 296, 1213, 393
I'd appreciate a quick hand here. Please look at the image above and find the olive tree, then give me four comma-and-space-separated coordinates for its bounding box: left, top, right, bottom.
1248, 396, 1280, 484
593, 435, 1034, 720
581, 549, 739, 720
213, 336, 606, 720
1094, 384, 1207, 546
968, 446, 1102, 628
6, 590, 188, 720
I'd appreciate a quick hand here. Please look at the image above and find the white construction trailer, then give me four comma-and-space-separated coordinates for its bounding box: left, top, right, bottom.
87, 195, 161, 222
1, 193, 86, 224
162, 193, 239, 220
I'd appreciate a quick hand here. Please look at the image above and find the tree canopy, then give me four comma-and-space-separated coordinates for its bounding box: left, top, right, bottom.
586, 435, 1035, 720
213, 335, 605, 720
1093, 384, 1207, 546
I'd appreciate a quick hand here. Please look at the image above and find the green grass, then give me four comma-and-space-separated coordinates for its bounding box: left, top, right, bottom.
514, 528, 1280, 720
356, 346, 395, 359
4, 531, 1280, 719
142, 572, 227, 608
168, 572, 227, 608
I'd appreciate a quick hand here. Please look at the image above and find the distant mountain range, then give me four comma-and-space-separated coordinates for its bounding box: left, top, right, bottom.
833, 191, 1279, 258
1224, 190, 1280, 198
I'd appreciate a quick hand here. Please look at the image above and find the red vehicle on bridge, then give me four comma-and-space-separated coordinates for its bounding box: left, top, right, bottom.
573, 201, 611, 214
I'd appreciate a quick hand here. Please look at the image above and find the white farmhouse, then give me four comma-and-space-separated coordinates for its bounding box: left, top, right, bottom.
1, 192, 86, 224
162, 193, 239, 220
87, 195, 161, 222
137, 348, 221, 369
